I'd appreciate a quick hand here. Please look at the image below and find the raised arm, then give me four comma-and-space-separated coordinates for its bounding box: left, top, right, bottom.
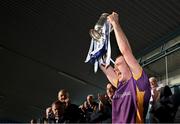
107, 12, 142, 79
100, 65, 118, 88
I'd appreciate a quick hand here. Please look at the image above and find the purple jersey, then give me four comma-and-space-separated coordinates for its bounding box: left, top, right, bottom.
112, 70, 151, 123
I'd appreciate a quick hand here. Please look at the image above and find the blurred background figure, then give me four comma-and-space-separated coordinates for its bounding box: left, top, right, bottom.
44, 107, 55, 123
58, 89, 81, 122
150, 77, 161, 105
58, 89, 70, 107
79, 101, 90, 122
86, 94, 98, 113
51, 100, 66, 123
147, 77, 179, 123
153, 85, 178, 123
146, 77, 161, 123
106, 83, 116, 102
90, 83, 116, 123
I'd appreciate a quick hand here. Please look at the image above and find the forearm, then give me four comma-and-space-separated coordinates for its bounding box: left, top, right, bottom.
113, 24, 132, 55
100, 65, 118, 88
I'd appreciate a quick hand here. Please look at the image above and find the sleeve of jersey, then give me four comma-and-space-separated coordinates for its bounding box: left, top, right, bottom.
135, 69, 151, 122
135, 69, 150, 91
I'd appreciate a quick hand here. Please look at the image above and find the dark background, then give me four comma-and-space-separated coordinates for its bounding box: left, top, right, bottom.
0, 0, 180, 122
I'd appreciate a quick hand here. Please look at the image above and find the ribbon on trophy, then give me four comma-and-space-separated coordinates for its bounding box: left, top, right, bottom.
85, 13, 114, 73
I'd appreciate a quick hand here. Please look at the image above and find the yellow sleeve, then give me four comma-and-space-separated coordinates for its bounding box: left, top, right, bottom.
133, 67, 143, 80
113, 78, 119, 88
136, 86, 145, 123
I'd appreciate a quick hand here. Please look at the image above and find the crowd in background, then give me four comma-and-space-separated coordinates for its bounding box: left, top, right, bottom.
146, 77, 180, 123
31, 83, 116, 123
30, 76, 180, 123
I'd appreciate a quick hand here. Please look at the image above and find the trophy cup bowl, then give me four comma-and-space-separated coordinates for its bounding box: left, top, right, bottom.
89, 13, 110, 42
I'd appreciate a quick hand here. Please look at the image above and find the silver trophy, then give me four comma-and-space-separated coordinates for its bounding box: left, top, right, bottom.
89, 13, 112, 42
86, 13, 115, 73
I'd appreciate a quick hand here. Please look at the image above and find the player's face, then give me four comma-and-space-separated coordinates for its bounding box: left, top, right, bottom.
114, 56, 128, 82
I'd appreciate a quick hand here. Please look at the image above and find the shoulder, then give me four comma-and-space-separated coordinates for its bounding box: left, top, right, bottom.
132, 67, 143, 80
134, 69, 151, 91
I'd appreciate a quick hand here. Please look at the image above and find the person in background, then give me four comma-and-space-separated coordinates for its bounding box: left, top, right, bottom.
79, 101, 90, 122
106, 83, 116, 102
51, 100, 66, 123
146, 77, 161, 122
44, 107, 55, 123
86, 94, 98, 113
153, 85, 178, 122
58, 89, 81, 122
46, 107, 54, 118
96, 83, 116, 123
149, 77, 161, 103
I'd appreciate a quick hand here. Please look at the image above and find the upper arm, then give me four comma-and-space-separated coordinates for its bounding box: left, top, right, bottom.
100, 65, 119, 88
123, 50, 142, 80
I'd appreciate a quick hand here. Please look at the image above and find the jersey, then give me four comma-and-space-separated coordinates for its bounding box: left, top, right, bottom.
112, 69, 151, 123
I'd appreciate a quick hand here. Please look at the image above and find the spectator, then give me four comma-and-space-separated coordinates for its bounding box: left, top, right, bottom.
147, 77, 161, 122
106, 82, 116, 102
149, 77, 161, 103
153, 85, 177, 122
58, 89, 81, 122
46, 107, 54, 119
86, 94, 98, 112
45, 106, 55, 123
79, 101, 90, 122
51, 100, 66, 123
89, 83, 116, 123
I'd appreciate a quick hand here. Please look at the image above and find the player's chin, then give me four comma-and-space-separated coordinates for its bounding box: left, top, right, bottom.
118, 76, 124, 82
118, 77, 122, 82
